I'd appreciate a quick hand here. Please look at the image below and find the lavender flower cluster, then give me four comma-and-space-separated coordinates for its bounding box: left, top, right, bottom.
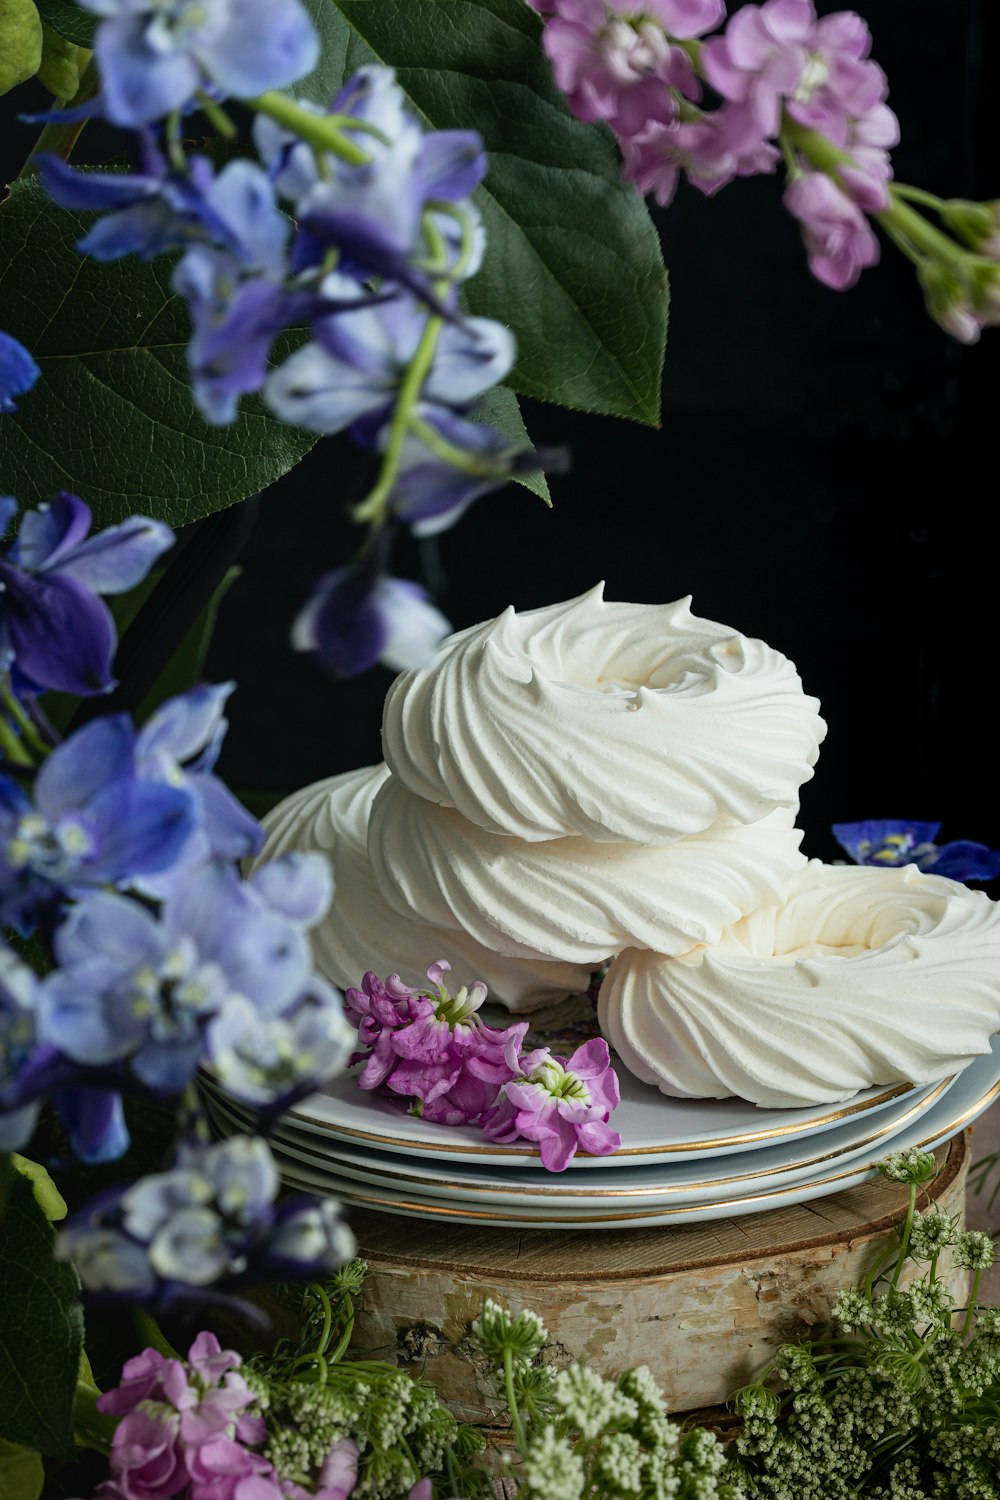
530, 0, 1000, 335
31, 0, 561, 679
346, 961, 621, 1171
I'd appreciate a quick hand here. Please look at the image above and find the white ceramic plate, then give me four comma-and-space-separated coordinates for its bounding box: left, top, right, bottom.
198, 1058, 925, 1168
205, 1037, 1000, 1228
204, 1070, 956, 1211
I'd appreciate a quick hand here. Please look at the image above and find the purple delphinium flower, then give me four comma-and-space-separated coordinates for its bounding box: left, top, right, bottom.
39, 853, 333, 1093
58, 1135, 356, 1301
292, 551, 452, 679
0, 330, 40, 414
0, 713, 195, 929
0, 492, 173, 696
94, 1330, 272, 1499
482, 1037, 621, 1172
206, 987, 353, 1116
833, 819, 1000, 883
81, 0, 320, 127
346, 960, 528, 1126
783, 169, 880, 289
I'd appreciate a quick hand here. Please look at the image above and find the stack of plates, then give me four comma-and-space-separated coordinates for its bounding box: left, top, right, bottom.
200, 1033, 1000, 1230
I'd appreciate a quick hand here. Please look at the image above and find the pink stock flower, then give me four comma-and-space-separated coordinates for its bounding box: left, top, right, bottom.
482, 1036, 622, 1172
622, 101, 778, 204
541, 0, 722, 132
702, 0, 817, 136
348, 960, 528, 1125
784, 168, 880, 288
96, 1333, 269, 1500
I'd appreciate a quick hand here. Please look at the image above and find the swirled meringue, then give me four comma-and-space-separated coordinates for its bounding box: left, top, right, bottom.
368, 774, 806, 964
599, 861, 1000, 1107
381, 584, 826, 844
253, 766, 595, 1010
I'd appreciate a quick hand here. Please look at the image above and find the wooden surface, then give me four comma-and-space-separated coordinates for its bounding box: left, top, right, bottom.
348, 1132, 970, 1421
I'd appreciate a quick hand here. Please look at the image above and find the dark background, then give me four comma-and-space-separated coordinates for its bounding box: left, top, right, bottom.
3, 1, 998, 868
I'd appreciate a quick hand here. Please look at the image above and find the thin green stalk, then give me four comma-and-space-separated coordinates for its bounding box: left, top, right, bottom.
892, 183, 947, 214
962, 1266, 984, 1340
0, 711, 34, 766
195, 88, 238, 139
325, 1294, 355, 1366
503, 1347, 527, 1451
20, 54, 99, 178
352, 313, 444, 526
247, 92, 371, 165
891, 1183, 919, 1289
1, 680, 49, 759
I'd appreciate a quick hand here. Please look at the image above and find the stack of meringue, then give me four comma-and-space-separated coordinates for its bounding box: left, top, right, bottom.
255, 584, 1000, 1107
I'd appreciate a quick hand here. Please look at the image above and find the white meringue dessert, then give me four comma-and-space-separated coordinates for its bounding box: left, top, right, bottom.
598, 861, 1000, 1107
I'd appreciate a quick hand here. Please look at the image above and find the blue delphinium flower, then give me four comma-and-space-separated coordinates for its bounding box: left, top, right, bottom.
0, 331, 40, 415
833, 819, 1000, 882
265, 285, 516, 438
206, 986, 353, 1116
58, 1135, 355, 1301
255, 65, 487, 296
81, 0, 320, 127
38, 853, 334, 1092
0, 714, 195, 928
133, 683, 263, 889
292, 549, 452, 679
0, 943, 46, 1152
0, 492, 173, 696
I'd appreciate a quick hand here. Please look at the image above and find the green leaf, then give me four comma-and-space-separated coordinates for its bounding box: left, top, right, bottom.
10, 1157, 67, 1223
137, 564, 242, 720
0, 1172, 84, 1458
0, 178, 318, 529
473, 386, 550, 505
0, 0, 43, 95
32, 0, 94, 48
0, 1439, 44, 1500
37, 21, 82, 99
301, 0, 668, 426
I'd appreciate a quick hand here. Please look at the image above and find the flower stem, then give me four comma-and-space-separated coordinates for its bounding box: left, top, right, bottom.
1, 679, 49, 759
247, 91, 371, 166
961, 1265, 984, 1340
195, 89, 238, 140
352, 313, 445, 526
130, 1307, 182, 1362
0, 709, 34, 767
20, 54, 99, 178
891, 1182, 918, 1289
503, 1346, 527, 1451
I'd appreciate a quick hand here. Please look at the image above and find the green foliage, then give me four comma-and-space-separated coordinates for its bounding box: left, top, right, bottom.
473, 385, 550, 505
37, 21, 82, 98
0, 1440, 43, 1500
0, 0, 42, 94
0, 179, 318, 529
31, 0, 94, 48
299, 0, 669, 427
0, 1171, 84, 1458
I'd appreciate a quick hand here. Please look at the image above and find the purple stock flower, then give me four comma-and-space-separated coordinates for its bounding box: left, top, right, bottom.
293, 549, 452, 679
783, 169, 879, 288
0, 330, 40, 414
833, 819, 1000, 883
0, 714, 195, 928
0, 492, 173, 696
81, 0, 320, 127
39, 853, 333, 1093
58, 1134, 356, 1301
347, 960, 528, 1126
621, 103, 779, 205
482, 1037, 621, 1172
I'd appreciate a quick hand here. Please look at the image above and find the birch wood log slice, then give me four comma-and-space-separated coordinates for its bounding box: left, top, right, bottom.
347, 1132, 970, 1423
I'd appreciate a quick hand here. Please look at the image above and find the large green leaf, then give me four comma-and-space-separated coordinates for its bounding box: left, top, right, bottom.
299, 0, 668, 426
32, 0, 94, 48
0, 178, 318, 527
0, 1439, 44, 1500
0, 1171, 84, 1458
473, 385, 550, 505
